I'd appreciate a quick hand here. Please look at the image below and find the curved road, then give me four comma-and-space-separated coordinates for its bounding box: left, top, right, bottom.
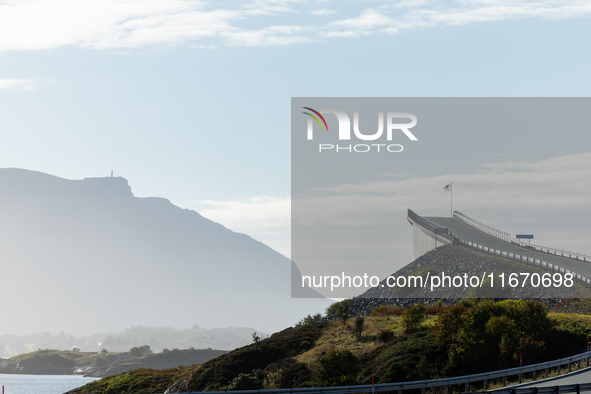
425, 216, 591, 282
500, 367, 591, 389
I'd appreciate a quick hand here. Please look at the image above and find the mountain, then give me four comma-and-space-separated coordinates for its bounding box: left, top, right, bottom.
0, 168, 329, 336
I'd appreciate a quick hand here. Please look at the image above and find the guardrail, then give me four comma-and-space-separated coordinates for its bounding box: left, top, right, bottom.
459, 239, 591, 289
408, 209, 456, 244
489, 383, 591, 394
509, 241, 591, 264
165, 351, 591, 394
453, 211, 591, 263
454, 211, 512, 242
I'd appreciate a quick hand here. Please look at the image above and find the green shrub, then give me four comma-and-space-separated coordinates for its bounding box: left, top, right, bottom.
377, 329, 394, 343
352, 317, 364, 338
296, 313, 323, 327
318, 349, 359, 386
223, 373, 263, 390
439, 300, 555, 373
402, 303, 427, 333
128, 345, 153, 357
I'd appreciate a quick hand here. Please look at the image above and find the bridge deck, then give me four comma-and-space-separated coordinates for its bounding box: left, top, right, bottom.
425, 216, 591, 281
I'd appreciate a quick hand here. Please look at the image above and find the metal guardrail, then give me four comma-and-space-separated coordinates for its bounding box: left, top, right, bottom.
167, 351, 591, 394
408, 209, 456, 243
454, 211, 512, 242
490, 383, 591, 394
453, 211, 591, 263
460, 239, 591, 289
509, 241, 591, 264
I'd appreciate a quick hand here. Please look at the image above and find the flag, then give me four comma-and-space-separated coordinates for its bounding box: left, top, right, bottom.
443, 183, 452, 192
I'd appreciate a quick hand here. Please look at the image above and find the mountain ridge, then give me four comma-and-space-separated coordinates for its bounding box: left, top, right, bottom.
0, 168, 328, 336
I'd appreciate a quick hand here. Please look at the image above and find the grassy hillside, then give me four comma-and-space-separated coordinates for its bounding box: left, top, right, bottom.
0, 349, 125, 371
0, 347, 227, 377
67, 299, 591, 394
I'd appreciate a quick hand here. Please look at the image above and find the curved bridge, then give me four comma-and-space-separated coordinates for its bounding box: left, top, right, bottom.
408, 209, 591, 287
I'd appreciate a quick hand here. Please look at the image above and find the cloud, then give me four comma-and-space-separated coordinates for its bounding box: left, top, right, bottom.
191, 196, 291, 258
328, 9, 395, 30
0, 79, 34, 90
224, 25, 312, 46
311, 9, 337, 16
0, 0, 589, 51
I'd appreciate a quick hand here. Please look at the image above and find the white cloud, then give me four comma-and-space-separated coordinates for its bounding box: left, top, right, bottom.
392, 0, 431, 8
0, 0, 588, 50
311, 9, 337, 16
224, 25, 312, 46
0, 79, 34, 90
328, 9, 395, 30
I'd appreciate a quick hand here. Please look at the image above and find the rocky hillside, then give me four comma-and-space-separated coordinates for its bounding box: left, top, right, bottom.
348, 244, 590, 316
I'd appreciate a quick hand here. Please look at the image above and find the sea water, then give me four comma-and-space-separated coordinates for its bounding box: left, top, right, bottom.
0, 374, 100, 394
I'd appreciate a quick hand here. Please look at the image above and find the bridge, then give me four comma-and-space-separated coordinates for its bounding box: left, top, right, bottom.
407, 209, 591, 288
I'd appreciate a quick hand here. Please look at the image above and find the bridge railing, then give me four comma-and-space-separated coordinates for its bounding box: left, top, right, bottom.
408, 209, 456, 244
509, 241, 591, 264
164, 350, 591, 394
460, 239, 591, 289
454, 210, 512, 242
453, 211, 591, 263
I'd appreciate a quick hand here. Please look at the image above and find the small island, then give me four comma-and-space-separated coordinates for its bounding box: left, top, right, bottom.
0, 346, 227, 377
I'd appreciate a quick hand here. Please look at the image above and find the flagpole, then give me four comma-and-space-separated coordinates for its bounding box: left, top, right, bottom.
450, 183, 453, 242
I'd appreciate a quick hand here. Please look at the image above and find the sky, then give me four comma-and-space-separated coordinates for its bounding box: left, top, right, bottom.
0, 0, 590, 261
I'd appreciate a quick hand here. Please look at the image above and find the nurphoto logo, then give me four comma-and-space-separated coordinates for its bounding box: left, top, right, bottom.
302, 107, 418, 153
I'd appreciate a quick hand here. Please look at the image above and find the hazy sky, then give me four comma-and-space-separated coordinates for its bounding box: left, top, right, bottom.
0, 0, 590, 259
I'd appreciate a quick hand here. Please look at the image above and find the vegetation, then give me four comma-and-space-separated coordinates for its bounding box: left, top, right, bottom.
318, 349, 359, 386
296, 314, 323, 327
401, 303, 427, 333
0, 349, 124, 370
352, 317, 364, 338
129, 345, 153, 357
66, 299, 591, 394
326, 300, 353, 325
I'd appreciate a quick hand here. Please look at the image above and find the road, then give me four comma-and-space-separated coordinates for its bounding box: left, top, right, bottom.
425, 216, 591, 282
500, 367, 591, 389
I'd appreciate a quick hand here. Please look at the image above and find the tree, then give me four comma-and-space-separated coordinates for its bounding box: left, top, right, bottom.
318, 349, 360, 386
434, 305, 466, 344
327, 300, 353, 325
128, 344, 153, 357
402, 303, 427, 333
101, 349, 109, 354
296, 313, 323, 327
352, 316, 364, 338
252, 332, 261, 343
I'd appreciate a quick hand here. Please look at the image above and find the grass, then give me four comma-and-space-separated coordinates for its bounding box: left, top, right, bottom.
296, 315, 438, 366
0, 349, 128, 369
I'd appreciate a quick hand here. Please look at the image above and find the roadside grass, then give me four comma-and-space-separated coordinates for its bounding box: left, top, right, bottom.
296, 315, 438, 366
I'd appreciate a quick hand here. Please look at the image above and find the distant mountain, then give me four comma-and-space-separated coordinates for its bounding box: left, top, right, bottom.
0, 325, 260, 357
0, 169, 329, 336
